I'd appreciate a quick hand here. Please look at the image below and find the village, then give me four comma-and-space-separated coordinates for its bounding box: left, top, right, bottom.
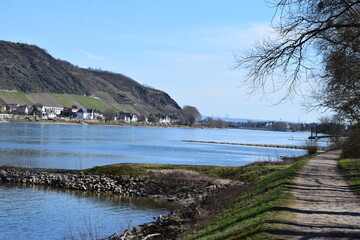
0, 103, 320, 133
0, 103, 178, 125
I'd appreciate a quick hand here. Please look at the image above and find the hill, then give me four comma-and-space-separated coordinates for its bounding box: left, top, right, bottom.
0, 40, 181, 114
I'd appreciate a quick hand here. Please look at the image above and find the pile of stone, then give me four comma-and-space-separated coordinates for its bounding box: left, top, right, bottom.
0, 168, 147, 197
0, 167, 228, 202
116, 202, 200, 240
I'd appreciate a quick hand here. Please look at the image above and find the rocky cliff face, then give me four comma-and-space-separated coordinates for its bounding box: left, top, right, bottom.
0, 40, 181, 114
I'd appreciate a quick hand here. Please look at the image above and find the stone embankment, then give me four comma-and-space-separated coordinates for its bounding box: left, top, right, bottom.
0, 166, 242, 240
0, 167, 233, 203
0, 167, 148, 197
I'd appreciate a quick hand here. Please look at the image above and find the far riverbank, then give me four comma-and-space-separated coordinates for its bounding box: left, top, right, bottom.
2, 117, 315, 134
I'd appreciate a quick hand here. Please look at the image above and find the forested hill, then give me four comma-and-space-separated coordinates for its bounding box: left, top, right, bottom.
0, 40, 181, 114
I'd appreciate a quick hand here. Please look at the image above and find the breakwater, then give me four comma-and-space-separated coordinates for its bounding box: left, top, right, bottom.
0, 167, 231, 203
0, 166, 241, 239
0, 167, 148, 197
183, 140, 328, 151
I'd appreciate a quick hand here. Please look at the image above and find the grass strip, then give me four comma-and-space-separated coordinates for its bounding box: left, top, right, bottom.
82, 163, 286, 183
71, 94, 106, 112
182, 156, 310, 240
6, 92, 32, 104
49, 93, 71, 107
338, 158, 360, 194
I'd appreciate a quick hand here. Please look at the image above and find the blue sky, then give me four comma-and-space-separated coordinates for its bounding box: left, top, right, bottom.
1, 0, 325, 122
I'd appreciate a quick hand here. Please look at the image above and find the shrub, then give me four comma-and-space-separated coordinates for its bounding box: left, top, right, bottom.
306, 142, 318, 155
342, 125, 360, 158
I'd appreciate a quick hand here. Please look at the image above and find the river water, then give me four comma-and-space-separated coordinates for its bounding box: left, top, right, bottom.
0, 123, 312, 239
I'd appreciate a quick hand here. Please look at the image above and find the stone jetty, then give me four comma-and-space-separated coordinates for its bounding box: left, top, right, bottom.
0, 167, 147, 196
0, 167, 235, 202
183, 140, 328, 151
0, 166, 242, 240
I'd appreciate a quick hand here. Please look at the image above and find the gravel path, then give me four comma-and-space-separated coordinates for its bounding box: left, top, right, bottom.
273, 151, 360, 239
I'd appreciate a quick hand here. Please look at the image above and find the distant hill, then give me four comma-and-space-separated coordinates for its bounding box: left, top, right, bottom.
0, 40, 181, 114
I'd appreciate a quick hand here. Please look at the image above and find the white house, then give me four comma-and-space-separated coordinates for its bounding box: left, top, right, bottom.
159, 115, 171, 124
117, 112, 138, 123
42, 106, 64, 115
76, 108, 95, 120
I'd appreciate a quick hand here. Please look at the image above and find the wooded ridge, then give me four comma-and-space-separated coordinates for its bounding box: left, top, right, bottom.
0, 40, 181, 115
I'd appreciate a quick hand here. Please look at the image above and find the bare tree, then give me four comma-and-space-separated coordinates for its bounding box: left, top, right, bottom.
271, 121, 289, 131
317, 115, 345, 145
236, 0, 360, 107
148, 114, 159, 124
180, 106, 201, 126
236, 1, 360, 157
316, 50, 360, 124
104, 108, 117, 122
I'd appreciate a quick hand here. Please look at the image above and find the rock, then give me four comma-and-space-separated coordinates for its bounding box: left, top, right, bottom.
133, 225, 142, 233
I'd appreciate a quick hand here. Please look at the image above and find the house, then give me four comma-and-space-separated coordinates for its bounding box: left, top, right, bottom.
76, 108, 95, 120
158, 114, 171, 124
6, 104, 18, 114
137, 115, 148, 123
170, 115, 180, 124
62, 107, 77, 117
42, 111, 57, 120
42, 106, 64, 115
16, 105, 33, 115
0, 105, 6, 113
117, 112, 138, 123
94, 112, 104, 120
0, 99, 6, 113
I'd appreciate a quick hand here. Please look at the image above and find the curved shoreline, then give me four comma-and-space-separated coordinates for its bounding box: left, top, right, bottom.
183, 140, 328, 151
0, 166, 241, 239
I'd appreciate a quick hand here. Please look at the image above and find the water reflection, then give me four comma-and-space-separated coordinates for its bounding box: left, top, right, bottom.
0, 183, 177, 240
0, 123, 309, 169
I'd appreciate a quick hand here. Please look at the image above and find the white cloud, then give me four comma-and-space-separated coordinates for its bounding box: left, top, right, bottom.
194, 22, 274, 49
77, 49, 105, 60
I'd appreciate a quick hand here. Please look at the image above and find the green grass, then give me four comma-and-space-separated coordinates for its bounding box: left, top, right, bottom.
6, 92, 32, 104
182, 156, 310, 240
51, 93, 107, 111
81, 156, 311, 239
339, 158, 360, 194
71, 94, 106, 112
82, 163, 285, 182
49, 93, 71, 107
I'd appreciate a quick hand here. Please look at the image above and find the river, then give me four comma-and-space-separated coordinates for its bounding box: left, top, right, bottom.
0, 122, 312, 239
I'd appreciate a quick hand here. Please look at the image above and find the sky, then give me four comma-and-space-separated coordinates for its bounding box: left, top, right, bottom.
0, 0, 327, 122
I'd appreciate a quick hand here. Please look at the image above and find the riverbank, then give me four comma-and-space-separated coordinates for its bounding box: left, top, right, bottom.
181, 154, 311, 240
0, 166, 238, 205
112, 155, 311, 239
2, 118, 189, 128
0, 157, 305, 239
2, 118, 315, 134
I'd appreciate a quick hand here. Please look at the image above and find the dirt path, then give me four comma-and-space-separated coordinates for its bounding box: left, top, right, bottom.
273, 151, 360, 239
